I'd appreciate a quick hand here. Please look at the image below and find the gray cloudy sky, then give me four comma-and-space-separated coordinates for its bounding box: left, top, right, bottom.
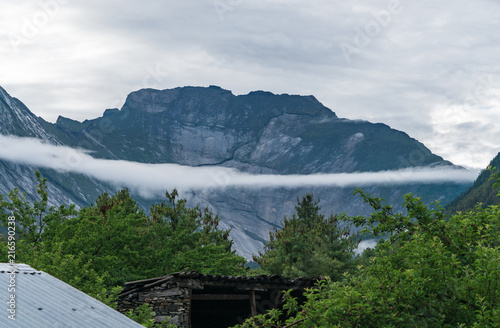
1, 0, 499, 169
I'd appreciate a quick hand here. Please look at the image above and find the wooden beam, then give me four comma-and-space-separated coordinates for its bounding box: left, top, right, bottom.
124, 275, 169, 286
250, 290, 257, 317
236, 286, 267, 292
188, 290, 192, 328
191, 294, 261, 301
273, 289, 282, 308
142, 275, 174, 289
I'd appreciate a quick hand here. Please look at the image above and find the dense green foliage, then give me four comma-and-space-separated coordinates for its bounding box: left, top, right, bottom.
236, 183, 500, 327
446, 158, 500, 214
3, 166, 499, 327
254, 194, 357, 279
125, 303, 177, 328
0, 171, 246, 325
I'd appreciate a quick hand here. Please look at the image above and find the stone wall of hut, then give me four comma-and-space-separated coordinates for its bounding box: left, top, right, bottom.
118, 282, 190, 327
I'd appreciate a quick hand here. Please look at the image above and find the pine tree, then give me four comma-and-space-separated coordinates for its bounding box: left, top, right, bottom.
254, 194, 357, 278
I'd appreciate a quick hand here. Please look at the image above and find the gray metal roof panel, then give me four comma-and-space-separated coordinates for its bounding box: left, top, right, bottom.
0, 263, 144, 328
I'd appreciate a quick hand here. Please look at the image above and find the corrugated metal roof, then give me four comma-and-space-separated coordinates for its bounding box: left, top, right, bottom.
0, 263, 144, 328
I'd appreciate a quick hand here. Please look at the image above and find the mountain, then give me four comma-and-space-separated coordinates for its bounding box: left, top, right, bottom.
0, 85, 471, 258
56, 86, 450, 172
0, 86, 115, 207
445, 152, 500, 214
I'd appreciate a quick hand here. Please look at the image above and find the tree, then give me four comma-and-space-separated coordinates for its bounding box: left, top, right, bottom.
1, 171, 247, 326
0, 170, 77, 246
47, 189, 152, 285
0, 171, 111, 303
236, 186, 500, 328
1, 173, 246, 283
144, 189, 247, 277
253, 194, 357, 279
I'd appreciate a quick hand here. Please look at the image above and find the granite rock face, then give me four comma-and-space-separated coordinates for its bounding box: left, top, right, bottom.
0, 86, 113, 208
65, 86, 447, 173
0, 85, 470, 258
0, 86, 58, 141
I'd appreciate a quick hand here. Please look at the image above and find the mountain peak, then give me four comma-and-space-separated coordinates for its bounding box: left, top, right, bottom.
0, 85, 60, 141
241, 90, 334, 118
0, 85, 13, 107
103, 108, 120, 116
56, 116, 88, 132
0, 84, 472, 259
122, 86, 335, 120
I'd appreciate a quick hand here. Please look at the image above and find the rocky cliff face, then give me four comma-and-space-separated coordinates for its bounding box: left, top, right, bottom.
0, 87, 114, 207
0, 85, 470, 258
0, 86, 57, 141
60, 86, 448, 174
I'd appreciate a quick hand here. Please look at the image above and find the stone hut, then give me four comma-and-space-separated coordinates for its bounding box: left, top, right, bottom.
117, 271, 319, 328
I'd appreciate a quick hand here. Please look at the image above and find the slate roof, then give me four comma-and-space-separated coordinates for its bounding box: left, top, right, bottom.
120, 270, 320, 296
0, 263, 143, 328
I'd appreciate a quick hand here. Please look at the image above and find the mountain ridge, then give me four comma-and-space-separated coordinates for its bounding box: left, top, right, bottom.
445, 152, 500, 213
54, 86, 451, 173
0, 84, 472, 258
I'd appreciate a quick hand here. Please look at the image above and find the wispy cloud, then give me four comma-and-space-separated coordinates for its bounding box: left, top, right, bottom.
355, 239, 378, 255
0, 135, 478, 198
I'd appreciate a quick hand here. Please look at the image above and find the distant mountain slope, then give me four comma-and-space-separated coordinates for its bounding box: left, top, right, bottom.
55, 86, 451, 174
446, 153, 500, 214
0, 86, 117, 207
0, 85, 472, 258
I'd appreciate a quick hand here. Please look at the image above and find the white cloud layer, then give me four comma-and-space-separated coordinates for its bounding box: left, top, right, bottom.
0, 135, 479, 198
355, 239, 378, 255
1, 0, 500, 168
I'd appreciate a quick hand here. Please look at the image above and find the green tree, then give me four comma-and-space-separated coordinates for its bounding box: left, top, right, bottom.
236, 180, 500, 328
1, 174, 246, 285
1, 171, 247, 326
253, 194, 357, 279
47, 189, 152, 285
0, 171, 111, 304
144, 189, 247, 276
0, 170, 77, 247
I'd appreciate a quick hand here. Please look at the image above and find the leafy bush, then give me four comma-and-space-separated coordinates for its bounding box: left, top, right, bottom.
236, 183, 500, 327
0, 171, 246, 326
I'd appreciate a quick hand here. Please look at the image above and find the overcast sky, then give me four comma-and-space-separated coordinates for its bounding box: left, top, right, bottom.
1, 0, 499, 169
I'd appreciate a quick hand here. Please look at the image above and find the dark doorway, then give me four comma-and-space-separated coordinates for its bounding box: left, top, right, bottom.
190, 299, 251, 328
